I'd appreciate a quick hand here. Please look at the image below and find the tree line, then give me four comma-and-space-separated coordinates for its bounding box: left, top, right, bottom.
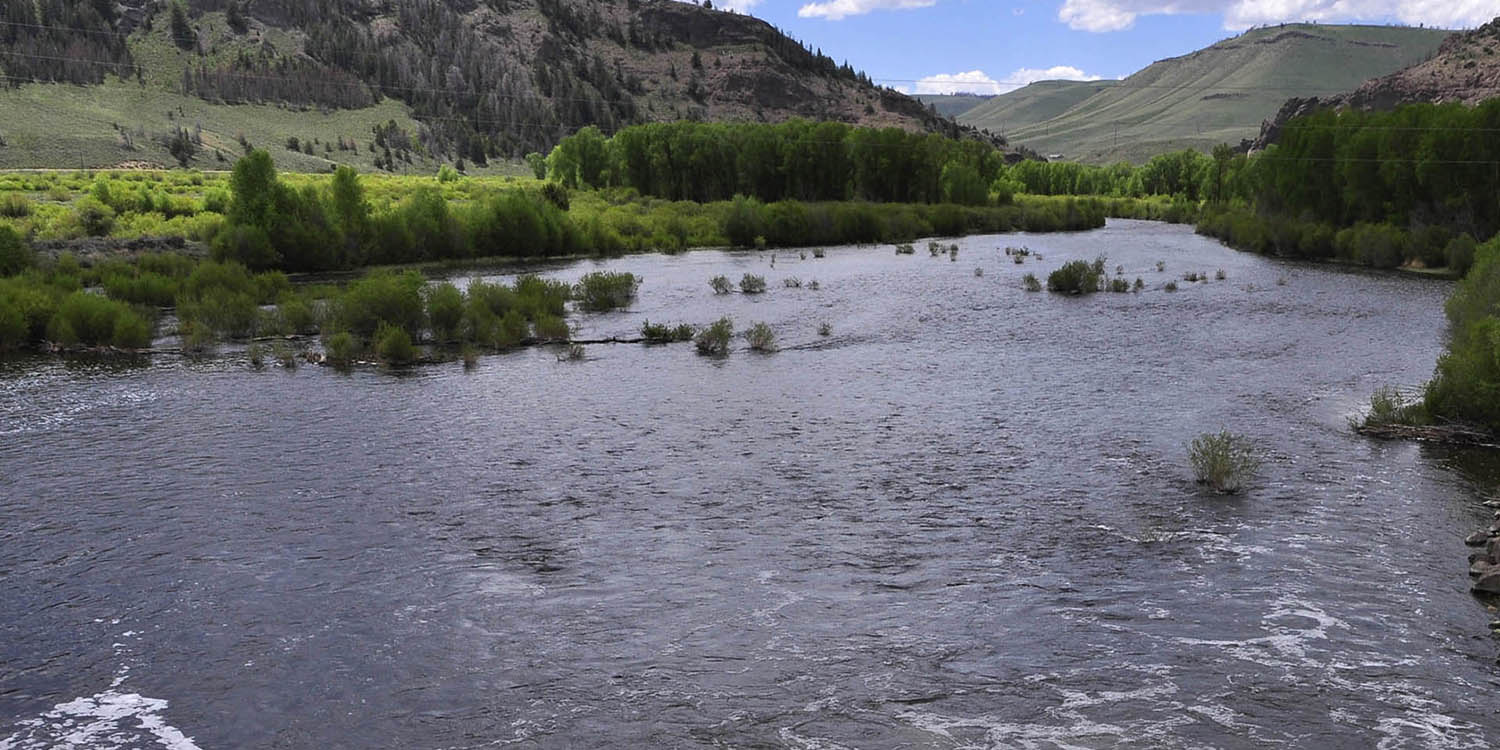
545, 120, 1008, 205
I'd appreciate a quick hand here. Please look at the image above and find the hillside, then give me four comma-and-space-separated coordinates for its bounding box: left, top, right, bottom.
1257, 18, 1500, 147
979, 24, 1448, 164
0, 0, 991, 171
913, 93, 992, 118
959, 80, 1119, 139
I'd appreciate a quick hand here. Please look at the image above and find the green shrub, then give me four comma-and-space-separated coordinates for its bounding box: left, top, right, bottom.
0, 225, 33, 276
275, 293, 319, 335
739, 274, 767, 294
1188, 430, 1261, 493
743, 322, 776, 352
694, 317, 733, 356
102, 271, 180, 307
375, 322, 416, 365
1164, 280, 1179, 292
573, 271, 639, 312
74, 197, 115, 237
337, 270, 425, 339
47, 292, 153, 348
0, 193, 32, 218
709, 275, 732, 294
1047, 257, 1104, 295
0, 296, 27, 351
1360, 385, 1429, 428
425, 282, 464, 342
723, 195, 766, 247
1022, 273, 1041, 292
1106, 277, 1130, 292
533, 313, 570, 341
1446, 233, 1478, 275
324, 330, 357, 367
818, 321, 832, 336
641, 320, 695, 343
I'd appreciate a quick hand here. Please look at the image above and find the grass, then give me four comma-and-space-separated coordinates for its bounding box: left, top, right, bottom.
695, 317, 733, 356
1188, 430, 1261, 494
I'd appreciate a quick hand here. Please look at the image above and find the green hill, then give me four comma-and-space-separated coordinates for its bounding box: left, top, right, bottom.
966, 24, 1450, 164
959, 80, 1119, 137
913, 94, 993, 118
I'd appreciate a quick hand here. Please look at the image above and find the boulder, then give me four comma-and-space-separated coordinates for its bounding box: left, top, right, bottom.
1474, 568, 1500, 594
1472, 560, 1493, 578
1466, 530, 1492, 546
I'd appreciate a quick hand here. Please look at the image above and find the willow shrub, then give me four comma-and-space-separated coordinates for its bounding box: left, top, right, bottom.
46, 292, 153, 348
1426, 236, 1500, 430
573, 271, 639, 312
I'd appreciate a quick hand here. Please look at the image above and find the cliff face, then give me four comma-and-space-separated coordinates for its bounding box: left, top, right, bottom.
0, 0, 995, 159
1255, 18, 1500, 149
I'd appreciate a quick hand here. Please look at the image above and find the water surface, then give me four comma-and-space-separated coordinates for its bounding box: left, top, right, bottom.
3, 220, 1497, 749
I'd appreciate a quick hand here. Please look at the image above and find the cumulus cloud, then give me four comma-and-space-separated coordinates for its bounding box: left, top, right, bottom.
913, 66, 1104, 95
1058, 0, 1499, 33
798, 0, 938, 21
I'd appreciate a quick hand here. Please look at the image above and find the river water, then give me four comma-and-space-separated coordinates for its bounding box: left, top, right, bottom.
3, 219, 1498, 749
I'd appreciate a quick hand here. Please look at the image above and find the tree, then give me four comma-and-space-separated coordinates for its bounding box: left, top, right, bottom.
225, 1, 248, 33
169, 2, 194, 51
525, 152, 547, 180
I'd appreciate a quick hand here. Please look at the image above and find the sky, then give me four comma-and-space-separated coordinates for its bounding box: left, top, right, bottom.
684, 0, 1500, 94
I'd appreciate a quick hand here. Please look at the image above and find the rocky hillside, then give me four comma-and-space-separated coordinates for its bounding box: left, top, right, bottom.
1257, 19, 1500, 148
0, 0, 993, 167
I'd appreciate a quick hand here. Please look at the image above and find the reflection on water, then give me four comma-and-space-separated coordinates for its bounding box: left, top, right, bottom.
2, 220, 1495, 748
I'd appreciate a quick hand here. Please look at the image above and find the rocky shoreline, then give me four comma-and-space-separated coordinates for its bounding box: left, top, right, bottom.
1465, 501, 1500, 601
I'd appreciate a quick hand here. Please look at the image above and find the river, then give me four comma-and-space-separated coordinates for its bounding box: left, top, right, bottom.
2, 219, 1497, 748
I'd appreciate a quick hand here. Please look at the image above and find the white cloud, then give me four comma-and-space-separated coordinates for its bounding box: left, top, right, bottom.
798, 0, 938, 21
1058, 0, 1500, 33
913, 66, 1104, 95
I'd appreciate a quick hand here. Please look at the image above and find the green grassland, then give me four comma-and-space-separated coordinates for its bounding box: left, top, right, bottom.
958, 80, 1119, 138
962, 24, 1449, 164
912, 94, 994, 119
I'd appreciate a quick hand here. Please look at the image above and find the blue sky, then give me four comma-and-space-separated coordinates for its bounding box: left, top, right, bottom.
692, 0, 1498, 94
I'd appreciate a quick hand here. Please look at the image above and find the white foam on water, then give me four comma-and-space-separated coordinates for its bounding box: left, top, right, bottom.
1173, 597, 1346, 669
0, 690, 201, 750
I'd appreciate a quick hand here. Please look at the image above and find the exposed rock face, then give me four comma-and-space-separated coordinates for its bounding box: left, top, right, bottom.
1253, 18, 1500, 150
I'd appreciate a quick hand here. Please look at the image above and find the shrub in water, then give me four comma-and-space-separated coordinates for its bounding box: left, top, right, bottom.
783, 277, 801, 288
1106, 277, 1130, 293
1133, 278, 1145, 292
47, 292, 152, 348
895, 243, 915, 255
695, 317, 733, 356
375, 322, 416, 365
425, 282, 464, 343
337, 270, 425, 340
533, 313, 570, 341
641, 320, 695, 344
818, 322, 832, 336
1046, 259, 1102, 295
743, 322, 776, 352
1359, 386, 1428, 428
1164, 280, 1179, 292
324, 330, 357, 367
1188, 430, 1261, 494
248, 341, 265, 369
709, 275, 732, 294
1022, 273, 1042, 292
739, 274, 767, 294
1215, 269, 1227, 280
574, 271, 639, 312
